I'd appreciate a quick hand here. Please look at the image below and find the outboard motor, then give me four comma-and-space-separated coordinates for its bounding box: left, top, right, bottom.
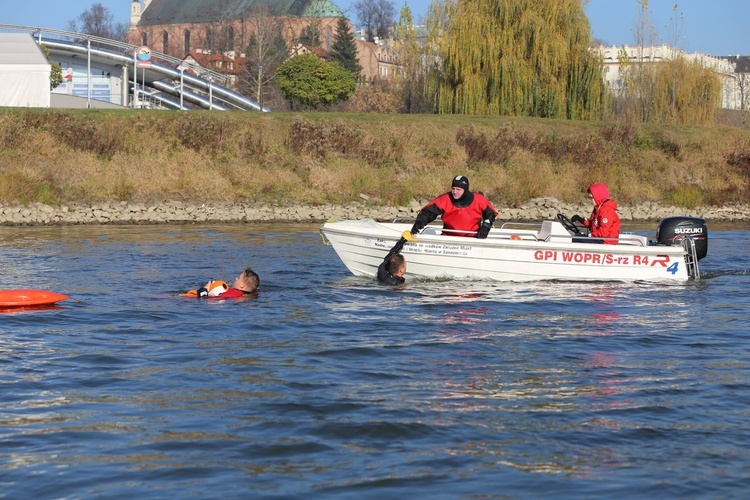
656, 216, 708, 260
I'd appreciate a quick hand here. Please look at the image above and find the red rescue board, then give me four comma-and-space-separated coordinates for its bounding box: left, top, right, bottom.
0, 289, 69, 308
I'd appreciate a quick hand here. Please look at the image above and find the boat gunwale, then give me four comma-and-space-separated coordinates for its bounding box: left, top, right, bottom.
320, 220, 686, 257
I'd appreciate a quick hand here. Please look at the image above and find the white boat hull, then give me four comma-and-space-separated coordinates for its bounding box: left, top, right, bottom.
320, 219, 695, 282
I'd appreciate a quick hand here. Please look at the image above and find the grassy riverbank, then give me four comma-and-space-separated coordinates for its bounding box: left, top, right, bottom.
1, 108, 749, 209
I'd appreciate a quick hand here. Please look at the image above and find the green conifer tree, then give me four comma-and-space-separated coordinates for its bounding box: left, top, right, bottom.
328, 17, 363, 81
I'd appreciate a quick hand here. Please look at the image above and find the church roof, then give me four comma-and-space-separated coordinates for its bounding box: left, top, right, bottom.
138, 0, 345, 26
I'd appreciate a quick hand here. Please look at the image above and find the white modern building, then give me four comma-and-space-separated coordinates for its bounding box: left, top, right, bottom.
0, 33, 51, 107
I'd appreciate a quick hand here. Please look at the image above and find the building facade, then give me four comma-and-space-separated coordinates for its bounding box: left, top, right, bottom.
595, 44, 743, 110
128, 0, 346, 65
354, 37, 398, 82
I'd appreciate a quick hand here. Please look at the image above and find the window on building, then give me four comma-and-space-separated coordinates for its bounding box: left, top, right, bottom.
141, 32, 148, 46
163, 31, 169, 54
228, 26, 235, 49
184, 30, 191, 54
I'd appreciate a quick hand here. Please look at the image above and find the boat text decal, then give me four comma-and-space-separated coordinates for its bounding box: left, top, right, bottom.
533, 250, 671, 267
374, 239, 474, 257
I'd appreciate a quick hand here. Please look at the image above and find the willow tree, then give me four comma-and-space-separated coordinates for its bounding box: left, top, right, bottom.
651, 58, 721, 125
436, 0, 605, 119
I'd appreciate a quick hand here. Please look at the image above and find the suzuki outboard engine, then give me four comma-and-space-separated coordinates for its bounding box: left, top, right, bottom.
656, 216, 708, 260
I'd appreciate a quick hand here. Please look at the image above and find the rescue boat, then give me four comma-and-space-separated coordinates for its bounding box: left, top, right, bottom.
320, 215, 707, 282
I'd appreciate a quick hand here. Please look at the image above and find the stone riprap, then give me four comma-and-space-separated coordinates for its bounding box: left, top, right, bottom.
0, 198, 748, 226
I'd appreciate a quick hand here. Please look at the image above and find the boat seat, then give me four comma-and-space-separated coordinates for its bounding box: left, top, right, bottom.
618, 234, 649, 247
536, 221, 572, 242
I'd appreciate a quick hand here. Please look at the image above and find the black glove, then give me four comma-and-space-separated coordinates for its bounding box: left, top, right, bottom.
571, 215, 585, 225
476, 220, 492, 239
196, 287, 208, 298
389, 237, 406, 256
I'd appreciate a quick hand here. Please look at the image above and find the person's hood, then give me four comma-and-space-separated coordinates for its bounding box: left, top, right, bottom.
589, 183, 611, 205
449, 175, 473, 207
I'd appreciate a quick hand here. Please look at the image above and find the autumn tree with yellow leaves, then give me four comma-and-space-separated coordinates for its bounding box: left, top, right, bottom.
392, 4, 441, 113
615, 1, 721, 125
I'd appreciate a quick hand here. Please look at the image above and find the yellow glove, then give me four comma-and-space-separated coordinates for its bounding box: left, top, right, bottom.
402, 230, 418, 242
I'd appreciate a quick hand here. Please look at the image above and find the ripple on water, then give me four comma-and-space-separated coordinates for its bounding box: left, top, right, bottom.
0, 225, 749, 497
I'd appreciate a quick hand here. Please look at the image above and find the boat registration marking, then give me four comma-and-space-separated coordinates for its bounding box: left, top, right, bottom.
534, 250, 671, 267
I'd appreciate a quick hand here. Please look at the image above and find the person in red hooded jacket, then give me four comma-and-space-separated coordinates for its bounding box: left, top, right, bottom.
572, 183, 620, 244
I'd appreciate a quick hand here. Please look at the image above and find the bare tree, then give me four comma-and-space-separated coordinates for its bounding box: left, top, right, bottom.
665, 3, 685, 121
373, 0, 395, 39
353, 0, 395, 42
353, 1, 376, 42
739, 73, 750, 111
730, 57, 750, 112
591, 37, 609, 48
243, 6, 288, 109
68, 3, 128, 41
617, 0, 659, 122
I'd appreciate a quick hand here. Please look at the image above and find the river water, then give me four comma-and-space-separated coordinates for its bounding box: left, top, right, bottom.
1, 222, 748, 498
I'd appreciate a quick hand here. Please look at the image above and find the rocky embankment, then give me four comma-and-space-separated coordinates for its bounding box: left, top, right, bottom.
1, 197, 749, 226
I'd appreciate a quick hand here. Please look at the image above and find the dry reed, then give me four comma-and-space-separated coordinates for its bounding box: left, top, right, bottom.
0, 108, 749, 208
